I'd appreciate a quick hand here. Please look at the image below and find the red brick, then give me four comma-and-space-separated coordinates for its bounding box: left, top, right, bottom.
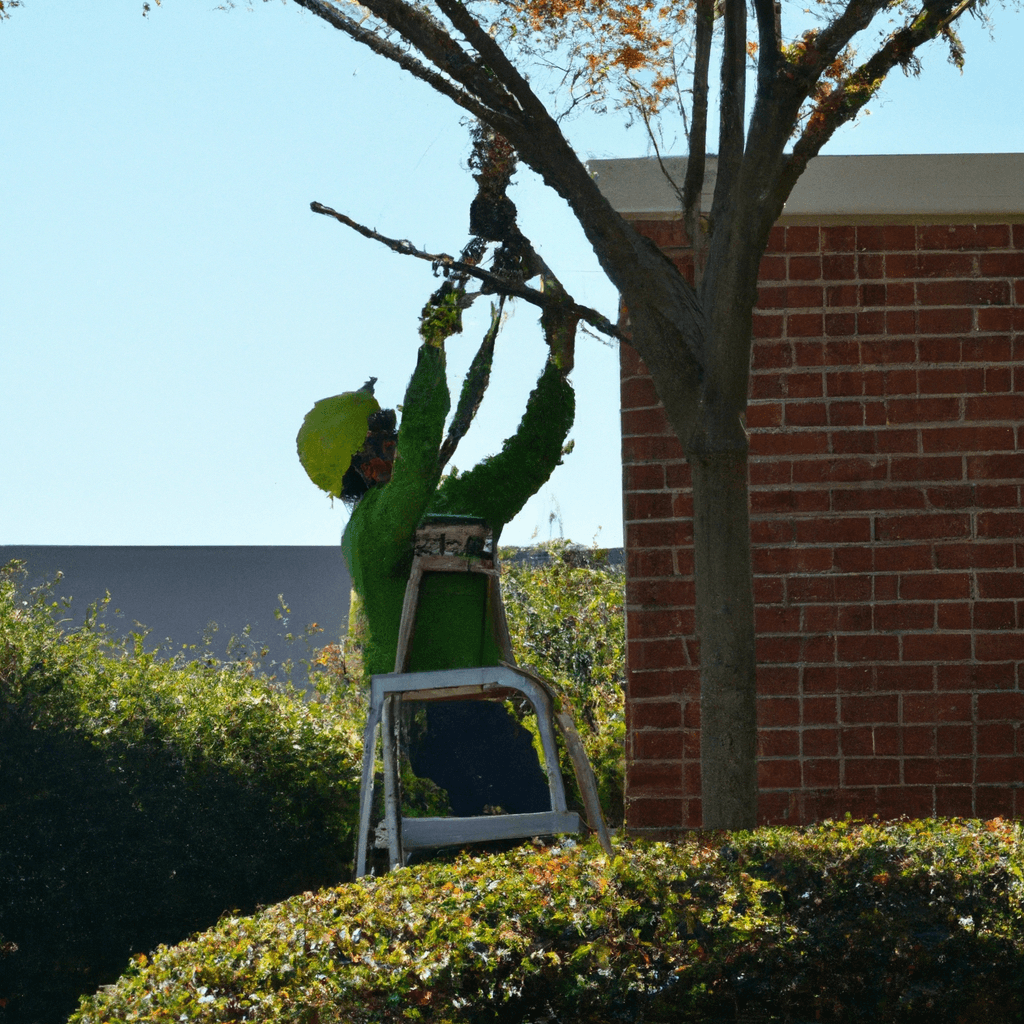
916, 279, 1010, 306
626, 797, 683, 828
902, 632, 972, 663
759, 698, 800, 727
634, 730, 686, 761
873, 544, 932, 571
837, 635, 900, 663
787, 226, 821, 252
822, 226, 856, 253
788, 313, 825, 337
925, 427, 1016, 455
937, 603, 971, 630
622, 434, 685, 462
899, 573, 970, 600
803, 729, 839, 756
904, 692, 973, 723
975, 788, 1016, 819
978, 722, 1016, 753
917, 308, 974, 334
918, 367, 985, 394
754, 546, 834, 574
845, 759, 900, 786
936, 725, 973, 756
918, 223, 1011, 250
803, 665, 841, 692
963, 335, 1014, 361
793, 457, 886, 484
858, 224, 916, 251
752, 342, 794, 369
936, 787, 974, 816
973, 602, 1016, 631
622, 407, 674, 437
856, 311, 885, 335
621, 376, 661, 410
903, 726, 937, 755
752, 313, 784, 338
873, 603, 935, 631
755, 606, 801, 633
747, 402, 783, 428
785, 402, 828, 427
890, 457, 963, 482
804, 760, 841, 787
969, 455, 1024, 481
925, 485, 974, 509
757, 636, 801, 663
625, 491, 674, 521
628, 638, 688, 672
858, 253, 885, 279
875, 513, 970, 542
844, 725, 901, 756
934, 542, 1014, 570
753, 489, 831, 516
627, 608, 694, 639
975, 485, 1019, 508
967, 394, 1024, 421
803, 697, 839, 724
976, 633, 1024, 662
887, 397, 962, 425
976, 572, 1024, 599
887, 251, 976, 278
628, 670, 688, 699
978, 512, 1024, 538
758, 666, 800, 694
626, 522, 694, 552
842, 695, 899, 723
833, 547, 873, 574
631, 700, 683, 729
875, 664, 934, 691
758, 729, 800, 756
904, 758, 973, 785
976, 757, 1024, 784
759, 760, 802, 788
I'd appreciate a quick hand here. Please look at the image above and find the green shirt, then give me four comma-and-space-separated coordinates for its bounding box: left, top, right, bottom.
342, 343, 574, 678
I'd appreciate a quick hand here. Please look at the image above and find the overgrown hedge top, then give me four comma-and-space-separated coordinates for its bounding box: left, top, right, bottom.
72, 818, 1023, 1024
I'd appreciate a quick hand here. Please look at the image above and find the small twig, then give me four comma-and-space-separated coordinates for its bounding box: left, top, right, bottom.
310, 201, 624, 342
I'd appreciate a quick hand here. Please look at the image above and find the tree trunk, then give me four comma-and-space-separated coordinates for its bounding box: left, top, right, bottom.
688, 442, 757, 829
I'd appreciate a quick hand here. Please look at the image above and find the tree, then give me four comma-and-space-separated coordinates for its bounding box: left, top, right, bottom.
139, 0, 997, 826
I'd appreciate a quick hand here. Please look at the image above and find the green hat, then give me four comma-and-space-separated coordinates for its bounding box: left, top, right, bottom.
296, 381, 380, 498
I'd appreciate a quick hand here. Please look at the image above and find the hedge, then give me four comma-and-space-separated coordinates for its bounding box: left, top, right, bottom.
69, 818, 1023, 1024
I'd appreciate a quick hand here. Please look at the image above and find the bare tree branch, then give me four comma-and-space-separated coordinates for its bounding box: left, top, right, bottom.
788, 0, 980, 178
752, 0, 781, 85
309, 201, 625, 341
712, 0, 747, 224
683, 0, 713, 283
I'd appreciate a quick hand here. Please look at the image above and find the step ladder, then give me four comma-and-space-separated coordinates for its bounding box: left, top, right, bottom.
355, 517, 612, 877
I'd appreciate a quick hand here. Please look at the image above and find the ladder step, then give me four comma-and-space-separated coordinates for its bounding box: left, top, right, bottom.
396, 811, 582, 850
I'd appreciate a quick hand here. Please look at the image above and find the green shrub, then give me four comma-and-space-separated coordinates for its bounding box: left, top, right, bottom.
69, 818, 1024, 1024
0, 562, 364, 1024
500, 542, 625, 825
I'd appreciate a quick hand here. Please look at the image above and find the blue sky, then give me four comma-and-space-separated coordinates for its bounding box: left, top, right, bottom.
3, 1, 1022, 548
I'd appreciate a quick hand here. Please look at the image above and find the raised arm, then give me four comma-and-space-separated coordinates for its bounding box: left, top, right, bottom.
429, 353, 574, 536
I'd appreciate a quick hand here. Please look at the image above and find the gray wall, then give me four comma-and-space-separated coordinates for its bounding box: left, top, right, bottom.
1, 546, 351, 686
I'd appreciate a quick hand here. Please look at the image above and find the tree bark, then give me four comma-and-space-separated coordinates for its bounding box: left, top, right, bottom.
688, 443, 757, 829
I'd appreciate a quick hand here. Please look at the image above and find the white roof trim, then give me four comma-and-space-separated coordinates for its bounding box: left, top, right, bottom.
586, 153, 1024, 220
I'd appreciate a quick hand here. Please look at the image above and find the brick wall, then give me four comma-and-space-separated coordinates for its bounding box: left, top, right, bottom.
622, 217, 1024, 831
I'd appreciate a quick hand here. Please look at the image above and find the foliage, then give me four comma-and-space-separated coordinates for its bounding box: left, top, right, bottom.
500, 542, 626, 825
0, 562, 364, 1024
70, 817, 1024, 1024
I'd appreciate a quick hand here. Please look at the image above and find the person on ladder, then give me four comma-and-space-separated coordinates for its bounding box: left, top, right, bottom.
296, 127, 577, 820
